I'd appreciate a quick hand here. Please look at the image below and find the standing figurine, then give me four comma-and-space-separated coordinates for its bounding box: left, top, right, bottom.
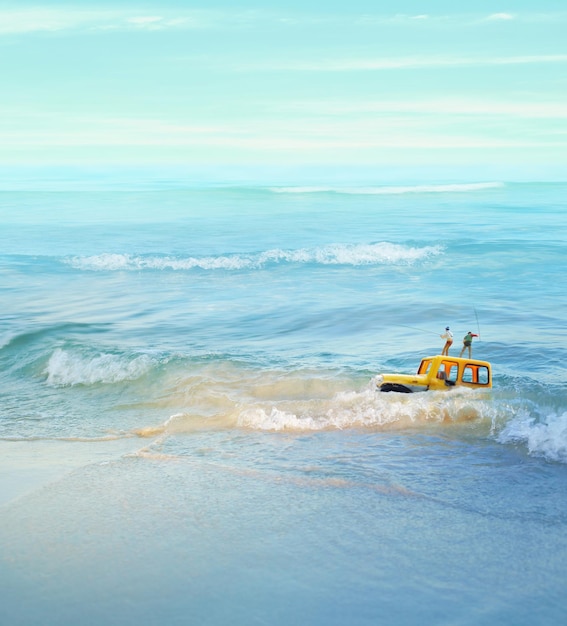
440, 327, 453, 355
459, 331, 479, 358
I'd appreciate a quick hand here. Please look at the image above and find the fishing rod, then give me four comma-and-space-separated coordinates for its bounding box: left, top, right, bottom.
473, 307, 481, 341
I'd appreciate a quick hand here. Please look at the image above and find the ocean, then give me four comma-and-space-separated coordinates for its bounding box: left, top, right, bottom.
1, 179, 566, 625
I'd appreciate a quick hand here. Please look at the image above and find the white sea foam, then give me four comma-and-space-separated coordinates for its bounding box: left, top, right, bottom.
65, 252, 249, 271
66, 252, 257, 271
45, 348, 155, 386
270, 182, 504, 195
66, 242, 443, 272
236, 387, 490, 432
497, 410, 567, 463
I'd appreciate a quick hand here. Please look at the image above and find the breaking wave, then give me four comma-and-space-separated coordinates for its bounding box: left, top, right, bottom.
27, 346, 567, 465
45, 347, 157, 386
497, 410, 567, 464
65, 242, 443, 272
129, 365, 567, 465
234, 386, 493, 431
139, 379, 496, 437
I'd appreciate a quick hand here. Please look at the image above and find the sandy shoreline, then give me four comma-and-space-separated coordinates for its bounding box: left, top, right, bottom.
0, 438, 146, 507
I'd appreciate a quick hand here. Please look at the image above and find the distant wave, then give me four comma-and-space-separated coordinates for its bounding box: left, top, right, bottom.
0, 323, 108, 353
65, 242, 444, 272
270, 182, 504, 195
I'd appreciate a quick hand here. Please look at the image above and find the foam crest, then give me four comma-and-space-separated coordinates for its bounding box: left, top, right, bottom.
45, 348, 155, 386
258, 243, 442, 265
497, 410, 567, 463
0, 332, 16, 350
66, 242, 442, 272
65, 253, 254, 271
236, 387, 491, 432
270, 182, 504, 195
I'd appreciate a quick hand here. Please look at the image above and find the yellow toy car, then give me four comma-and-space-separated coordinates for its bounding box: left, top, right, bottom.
376, 355, 492, 393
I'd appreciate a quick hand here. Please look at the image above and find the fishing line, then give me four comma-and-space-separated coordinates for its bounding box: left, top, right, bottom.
394, 324, 439, 337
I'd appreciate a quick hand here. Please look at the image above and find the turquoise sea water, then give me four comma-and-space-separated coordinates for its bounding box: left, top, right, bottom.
1, 180, 566, 625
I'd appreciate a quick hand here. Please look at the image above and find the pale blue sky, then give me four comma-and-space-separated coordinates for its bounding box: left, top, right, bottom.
1, 1, 566, 181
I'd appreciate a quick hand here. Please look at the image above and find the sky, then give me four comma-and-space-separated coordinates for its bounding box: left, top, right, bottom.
1, 1, 566, 182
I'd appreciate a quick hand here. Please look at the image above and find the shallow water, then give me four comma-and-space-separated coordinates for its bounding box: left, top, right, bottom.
1, 180, 566, 624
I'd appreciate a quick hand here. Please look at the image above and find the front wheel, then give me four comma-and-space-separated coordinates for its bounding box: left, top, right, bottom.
380, 383, 413, 393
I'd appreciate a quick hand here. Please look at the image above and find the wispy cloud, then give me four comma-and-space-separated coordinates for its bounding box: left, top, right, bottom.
0, 7, 308, 35
1, 7, 566, 36
1, 112, 565, 154
0, 9, 103, 34
0, 8, 214, 34
284, 99, 567, 119
353, 11, 566, 26
239, 54, 567, 72
125, 16, 178, 30
485, 13, 515, 21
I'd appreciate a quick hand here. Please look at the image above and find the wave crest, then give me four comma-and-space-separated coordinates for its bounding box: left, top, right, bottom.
65, 242, 443, 272
236, 388, 489, 431
497, 410, 567, 463
270, 182, 504, 195
45, 348, 155, 386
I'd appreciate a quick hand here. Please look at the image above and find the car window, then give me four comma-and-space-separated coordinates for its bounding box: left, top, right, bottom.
477, 366, 490, 385
463, 364, 490, 385
440, 361, 458, 382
